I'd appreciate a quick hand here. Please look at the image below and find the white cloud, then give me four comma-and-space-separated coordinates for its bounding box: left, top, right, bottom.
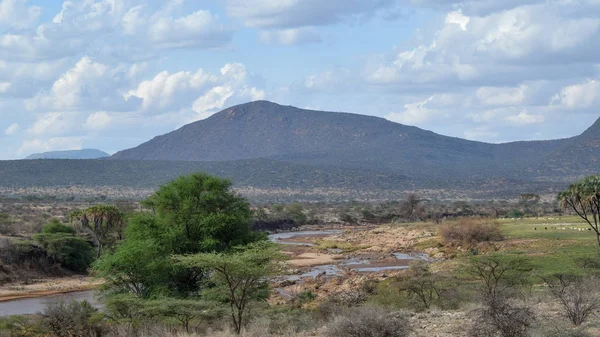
476, 86, 526, 106
552, 79, 599, 109
386, 96, 438, 125
259, 28, 322, 45
0, 0, 41, 28
18, 136, 84, 154
0, 81, 9, 92
4, 122, 18, 135
26, 57, 138, 112
0, 1, 232, 63
84, 112, 112, 130
505, 111, 545, 125
128, 63, 265, 121
29, 112, 72, 136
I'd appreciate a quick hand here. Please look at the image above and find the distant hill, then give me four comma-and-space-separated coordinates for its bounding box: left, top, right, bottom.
112, 101, 584, 182
26, 149, 109, 160
2, 101, 597, 201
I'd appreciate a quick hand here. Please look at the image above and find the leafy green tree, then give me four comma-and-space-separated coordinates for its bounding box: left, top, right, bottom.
175, 242, 283, 334
35, 221, 94, 272
94, 173, 264, 298
559, 175, 600, 250
71, 205, 125, 258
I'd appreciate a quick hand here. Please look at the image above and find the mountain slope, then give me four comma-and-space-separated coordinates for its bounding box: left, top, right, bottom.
112, 101, 573, 181
26, 149, 109, 160
534, 118, 600, 180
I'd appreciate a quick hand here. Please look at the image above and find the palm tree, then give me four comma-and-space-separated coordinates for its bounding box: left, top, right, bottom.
559, 175, 600, 251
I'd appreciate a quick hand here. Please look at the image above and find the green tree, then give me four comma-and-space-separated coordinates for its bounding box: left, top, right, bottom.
175, 242, 283, 334
94, 173, 263, 298
35, 221, 94, 272
559, 175, 600, 251
71, 205, 125, 258
285, 203, 307, 225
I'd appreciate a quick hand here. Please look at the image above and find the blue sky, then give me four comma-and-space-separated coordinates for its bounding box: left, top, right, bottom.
1, 0, 600, 159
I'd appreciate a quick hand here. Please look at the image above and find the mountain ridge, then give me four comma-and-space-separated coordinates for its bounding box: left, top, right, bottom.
111, 101, 593, 183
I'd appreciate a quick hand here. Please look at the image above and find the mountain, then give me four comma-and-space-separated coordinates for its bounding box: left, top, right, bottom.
4, 101, 596, 201
26, 149, 109, 160
112, 101, 584, 182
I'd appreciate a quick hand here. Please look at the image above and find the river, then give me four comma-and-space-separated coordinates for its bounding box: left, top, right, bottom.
0, 291, 100, 317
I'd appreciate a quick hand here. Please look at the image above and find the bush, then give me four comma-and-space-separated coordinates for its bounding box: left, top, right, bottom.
470, 297, 535, 337
35, 233, 94, 272
42, 300, 104, 337
326, 306, 411, 337
544, 274, 600, 326
440, 219, 503, 246
41, 219, 75, 235
0, 316, 44, 337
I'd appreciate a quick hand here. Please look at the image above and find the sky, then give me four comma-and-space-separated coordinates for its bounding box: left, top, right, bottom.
1, 0, 600, 159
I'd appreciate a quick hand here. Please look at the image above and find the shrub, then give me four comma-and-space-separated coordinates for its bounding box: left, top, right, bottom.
470, 297, 535, 337
401, 260, 442, 310
544, 274, 600, 326
41, 219, 75, 235
42, 300, 104, 337
440, 219, 503, 246
35, 233, 94, 272
326, 306, 411, 337
0, 316, 44, 337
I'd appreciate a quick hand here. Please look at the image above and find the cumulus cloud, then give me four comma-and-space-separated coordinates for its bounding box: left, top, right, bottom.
128, 63, 265, 121
552, 80, 600, 109
0, 1, 232, 63
0, 0, 41, 28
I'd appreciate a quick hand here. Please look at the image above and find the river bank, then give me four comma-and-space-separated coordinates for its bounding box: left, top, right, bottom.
0, 276, 102, 303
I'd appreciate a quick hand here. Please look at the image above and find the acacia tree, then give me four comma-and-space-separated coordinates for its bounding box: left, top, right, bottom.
559, 175, 600, 250
519, 193, 540, 215
175, 242, 283, 335
400, 194, 427, 222
94, 173, 264, 298
71, 205, 125, 258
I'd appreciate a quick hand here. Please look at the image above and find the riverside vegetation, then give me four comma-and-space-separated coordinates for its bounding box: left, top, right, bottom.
2, 174, 600, 336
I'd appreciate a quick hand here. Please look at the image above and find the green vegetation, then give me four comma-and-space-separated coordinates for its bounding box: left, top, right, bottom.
34, 220, 94, 272
94, 173, 263, 298
71, 205, 125, 258
175, 242, 283, 334
559, 175, 600, 250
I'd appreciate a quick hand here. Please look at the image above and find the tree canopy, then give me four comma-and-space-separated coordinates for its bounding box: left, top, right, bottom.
175, 242, 283, 334
94, 173, 264, 298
